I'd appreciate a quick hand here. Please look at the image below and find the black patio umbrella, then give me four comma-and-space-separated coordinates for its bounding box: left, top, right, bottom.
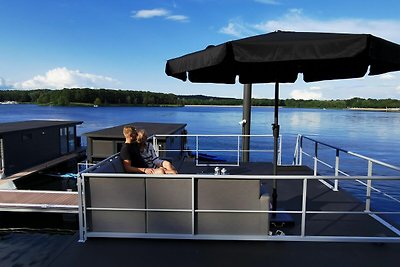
165, 30, 400, 211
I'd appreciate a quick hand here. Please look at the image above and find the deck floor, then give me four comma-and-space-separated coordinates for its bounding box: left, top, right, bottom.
1, 162, 400, 267
178, 161, 399, 237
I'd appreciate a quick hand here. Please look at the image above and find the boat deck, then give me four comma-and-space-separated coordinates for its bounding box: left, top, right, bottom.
179, 161, 399, 238
1, 162, 400, 267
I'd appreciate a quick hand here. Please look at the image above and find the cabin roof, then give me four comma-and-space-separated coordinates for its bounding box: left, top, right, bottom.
84, 122, 187, 139
0, 120, 83, 135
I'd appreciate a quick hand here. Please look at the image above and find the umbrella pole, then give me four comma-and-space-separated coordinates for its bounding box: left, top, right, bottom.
242, 84, 252, 162
272, 82, 280, 213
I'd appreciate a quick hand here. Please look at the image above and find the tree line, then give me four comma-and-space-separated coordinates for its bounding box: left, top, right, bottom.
0, 88, 179, 106
0, 88, 399, 108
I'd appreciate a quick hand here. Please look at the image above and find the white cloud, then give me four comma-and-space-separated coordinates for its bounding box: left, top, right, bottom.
220, 23, 243, 38
309, 86, 321, 91
380, 73, 396, 80
15, 67, 119, 90
0, 77, 13, 89
220, 20, 258, 38
132, 8, 169, 19
132, 8, 189, 22
254, 0, 281, 5
253, 9, 400, 43
290, 88, 323, 100
220, 9, 400, 43
167, 15, 189, 22
397, 85, 400, 93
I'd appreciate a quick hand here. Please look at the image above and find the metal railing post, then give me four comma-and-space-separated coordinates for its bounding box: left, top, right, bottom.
334, 149, 339, 191
78, 173, 87, 242
237, 135, 241, 166
366, 161, 373, 212
152, 136, 159, 156
301, 178, 308, 237
278, 135, 282, 165
192, 176, 195, 235
299, 135, 303, 165
313, 142, 318, 176
196, 136, 199, 166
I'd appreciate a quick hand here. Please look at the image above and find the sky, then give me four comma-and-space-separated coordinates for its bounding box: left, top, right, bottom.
1, 0, 400, 100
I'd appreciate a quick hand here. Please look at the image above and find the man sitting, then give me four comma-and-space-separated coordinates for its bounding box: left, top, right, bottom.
120, 125, 165, 174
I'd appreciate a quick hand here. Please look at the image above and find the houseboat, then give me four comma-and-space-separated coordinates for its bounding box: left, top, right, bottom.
83, 122, 187, 163
0, 120, 83, 188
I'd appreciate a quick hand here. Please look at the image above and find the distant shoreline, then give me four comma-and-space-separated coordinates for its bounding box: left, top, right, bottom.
347, 107, 400, 112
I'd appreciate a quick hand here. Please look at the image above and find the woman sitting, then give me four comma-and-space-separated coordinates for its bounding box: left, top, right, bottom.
136, 129, 178, 174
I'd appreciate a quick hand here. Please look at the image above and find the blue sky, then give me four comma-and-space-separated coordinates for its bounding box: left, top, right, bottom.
1, 0, 400, 100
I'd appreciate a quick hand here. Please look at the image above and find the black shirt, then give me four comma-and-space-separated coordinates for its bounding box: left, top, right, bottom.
120, 142, 148, 168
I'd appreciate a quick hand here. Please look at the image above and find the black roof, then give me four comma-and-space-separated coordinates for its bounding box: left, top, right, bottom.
84, 122, 187, 139
0, 120, 83, 135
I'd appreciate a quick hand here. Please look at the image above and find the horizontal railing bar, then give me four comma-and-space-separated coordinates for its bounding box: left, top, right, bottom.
82, 173, 400, 181
157, 149, 275, 152
85, 232, 400, 243
154, 134, 274, 137
0, 203, 78, 208
301, 135, 400, 172
0, 189, 78, 195
85, 206, 400, 216
306, 210, 400, 215
87, 207, 192, 212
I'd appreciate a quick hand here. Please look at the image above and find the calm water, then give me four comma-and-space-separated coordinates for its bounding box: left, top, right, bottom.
1, 104, 400, 223
1, 104, 399, 165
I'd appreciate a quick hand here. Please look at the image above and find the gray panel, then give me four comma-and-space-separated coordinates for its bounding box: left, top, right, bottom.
146, 179, 191, 209
146, 179, 192, 233
196, 179, 269, 235
197, 213, 268, 235
88, 178, 145, 208
89, 210, 145, 233
147, 212, 192, 234
197, 179, 260, 210
92, 140, 115, 157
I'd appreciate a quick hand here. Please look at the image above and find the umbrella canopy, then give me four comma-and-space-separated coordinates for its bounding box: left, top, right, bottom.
166, 31, 400, 84
165, 30, 400, 212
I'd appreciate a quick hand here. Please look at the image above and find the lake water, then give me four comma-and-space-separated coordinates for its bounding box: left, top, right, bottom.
1, 104, 400, 223
1, 104, 400, 165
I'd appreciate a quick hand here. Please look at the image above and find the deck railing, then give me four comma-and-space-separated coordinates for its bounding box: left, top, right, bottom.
78, 170, 400, 243
293, 134, 400, 230
77, 135, 400, 243
152, 134, 282, 166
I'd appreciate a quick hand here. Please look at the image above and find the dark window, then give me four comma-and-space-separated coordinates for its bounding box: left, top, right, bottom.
22, 133, 33, 142
68, 126, 76, 152
60, 128, 68, 154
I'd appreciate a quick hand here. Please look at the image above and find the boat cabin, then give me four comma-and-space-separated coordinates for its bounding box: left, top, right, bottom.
0, 120, 82, 178
83, 122, 187, 163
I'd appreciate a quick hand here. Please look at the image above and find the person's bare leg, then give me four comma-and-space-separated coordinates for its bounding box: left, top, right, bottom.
162, 161, 177, 174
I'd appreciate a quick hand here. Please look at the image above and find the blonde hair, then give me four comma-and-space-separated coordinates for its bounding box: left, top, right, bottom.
123, 125, 137, 138
136, 129, 148, 150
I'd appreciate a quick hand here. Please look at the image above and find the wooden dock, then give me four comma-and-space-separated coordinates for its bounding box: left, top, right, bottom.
0, 148, 85, 190
0, 189, 78, 213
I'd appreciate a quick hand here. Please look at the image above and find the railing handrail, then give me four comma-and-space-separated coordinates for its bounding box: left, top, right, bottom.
295, 134, 400, 217
299, 135, 400, 172
152, 133, 282, 166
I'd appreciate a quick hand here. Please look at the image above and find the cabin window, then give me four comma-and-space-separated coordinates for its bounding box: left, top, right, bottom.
60, 126, 77, 154
60, 128, 68, 154
22, 133, 33, 142
68, 126, 76, 152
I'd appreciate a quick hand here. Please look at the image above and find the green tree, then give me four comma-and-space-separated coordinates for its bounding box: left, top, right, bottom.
94, 97, 102, 106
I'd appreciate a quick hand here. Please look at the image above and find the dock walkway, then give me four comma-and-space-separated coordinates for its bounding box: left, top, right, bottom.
0, 189, 78, 213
